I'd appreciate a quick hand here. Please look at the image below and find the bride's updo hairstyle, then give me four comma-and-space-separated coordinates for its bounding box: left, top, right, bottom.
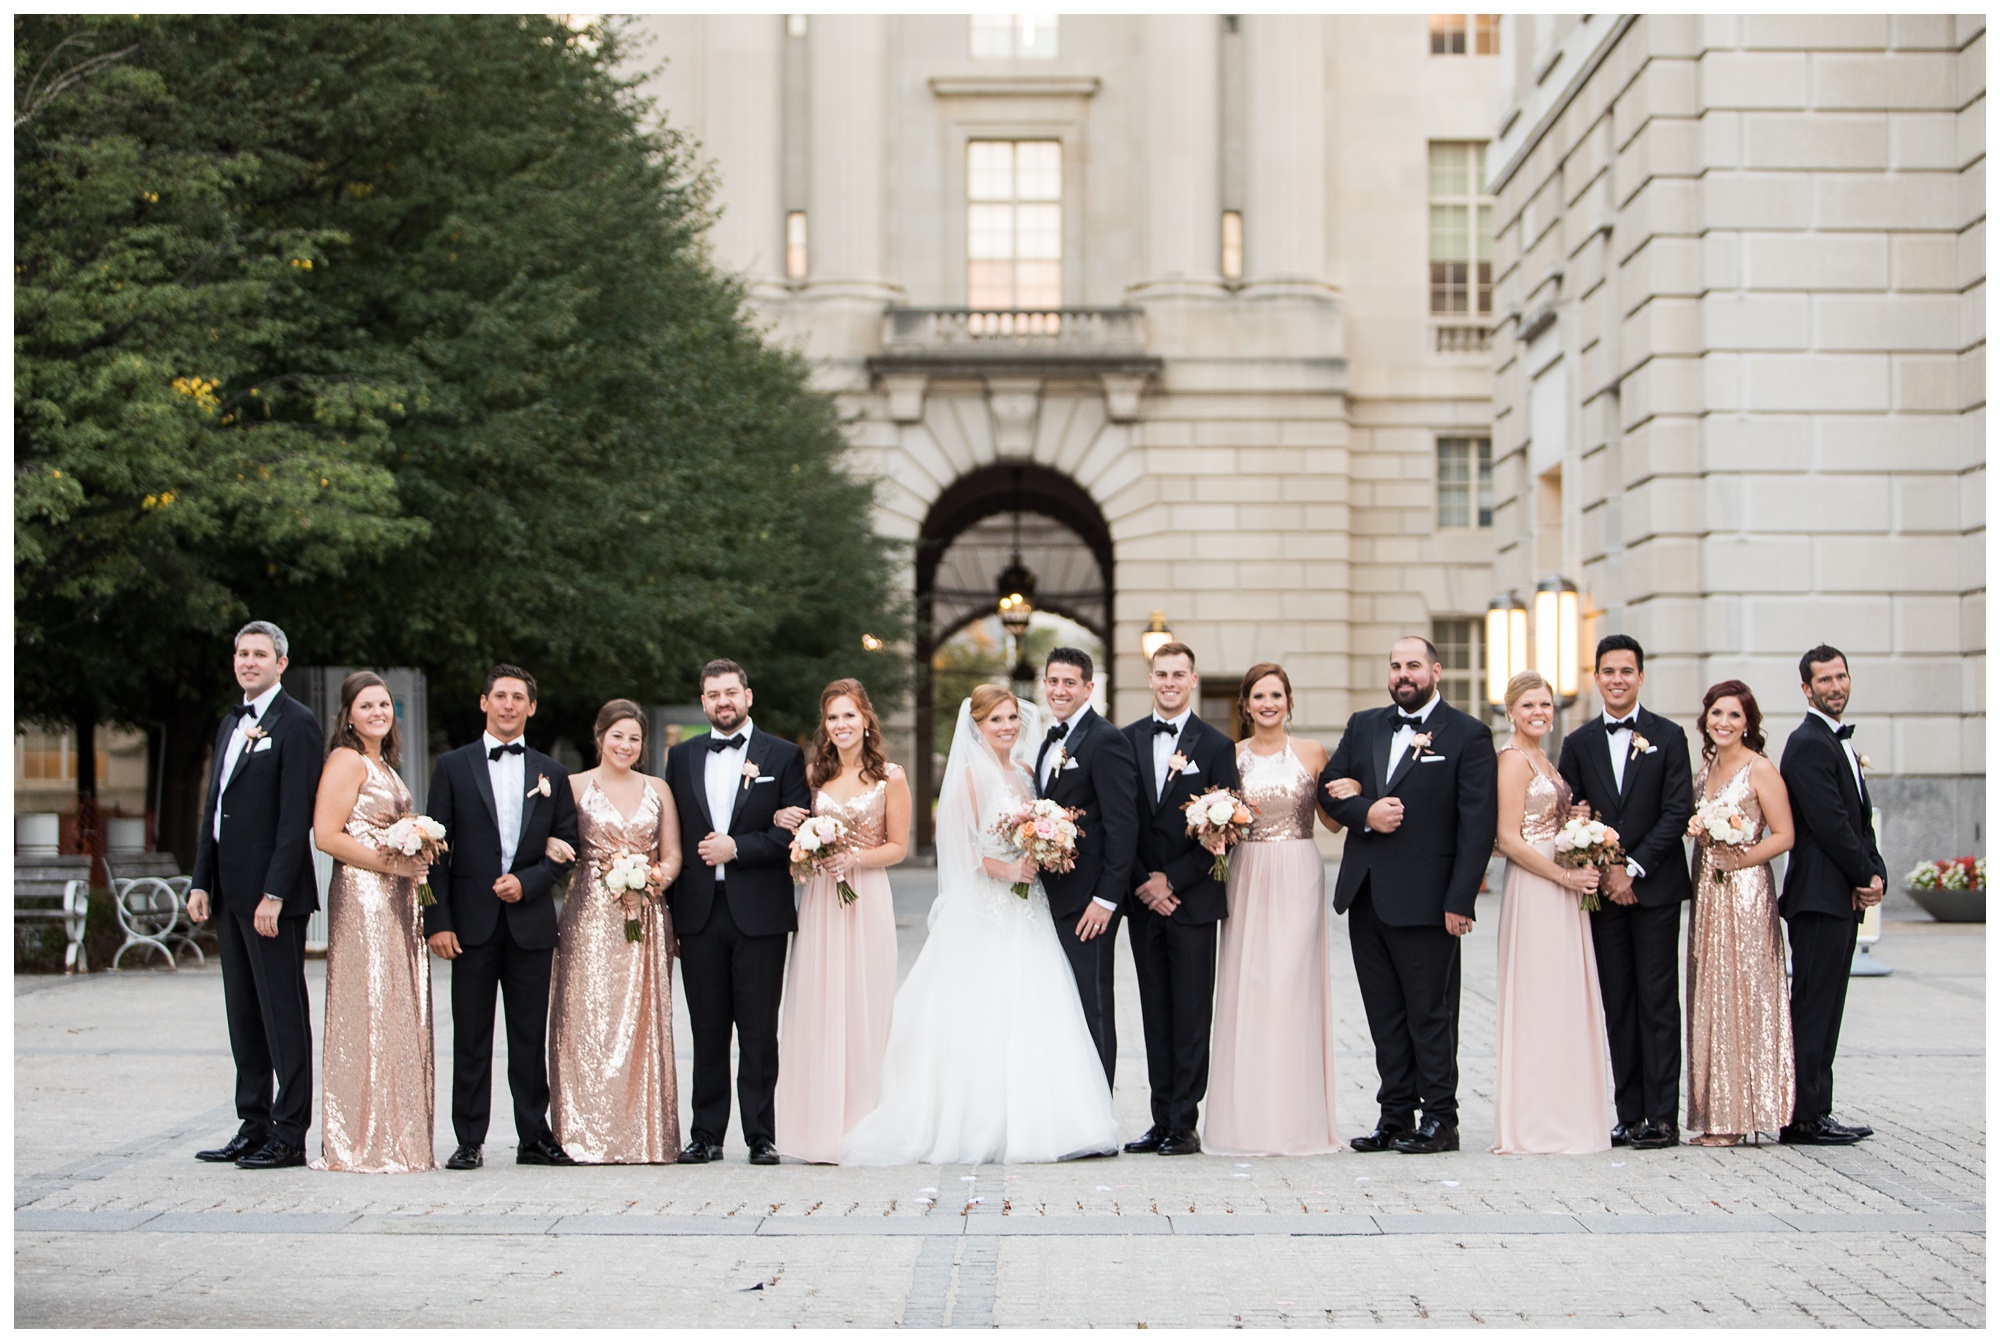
967, 683, 1017, 724
593, 699, 647, 766
808, 677, 889, 790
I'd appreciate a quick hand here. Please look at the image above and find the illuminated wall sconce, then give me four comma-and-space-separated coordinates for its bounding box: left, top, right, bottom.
1485, 592, 1528, 707
1140, 610, 1174, 661
1533, 575, 1581, 704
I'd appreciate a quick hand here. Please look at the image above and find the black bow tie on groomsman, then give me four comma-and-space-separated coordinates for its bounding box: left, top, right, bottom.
1046, 721, 1070, 744
1152, 719, 1179, 736
1834, 723, 1855, 741
488, 741, 525, 761
1606, 715, 1636, 730
231, 703, 258, 721
1396, 712, 1427, 730
707, 733, 746, 753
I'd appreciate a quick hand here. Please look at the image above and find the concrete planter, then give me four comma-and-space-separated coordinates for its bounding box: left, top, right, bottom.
15, 813, 61, 855
1906, 886, 1985, 923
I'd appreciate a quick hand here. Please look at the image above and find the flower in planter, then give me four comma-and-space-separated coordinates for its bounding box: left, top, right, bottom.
1905, 856, 1985, 892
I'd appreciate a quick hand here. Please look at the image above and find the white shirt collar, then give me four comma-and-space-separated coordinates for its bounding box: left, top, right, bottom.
481, 729, 525, 755
1153, 707, 1192, 731
1806, 706, 1846, 737
1604, 704, 1641, 730
710, 718, 754, 749
1054, 704, 1094, 732
241, 683, 282, 720
1398, 692, 1441, 724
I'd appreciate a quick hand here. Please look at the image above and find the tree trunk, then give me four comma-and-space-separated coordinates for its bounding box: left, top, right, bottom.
158, 703, 214, 873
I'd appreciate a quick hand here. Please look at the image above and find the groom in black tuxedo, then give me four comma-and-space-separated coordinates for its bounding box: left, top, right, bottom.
1320, 636, 1497, 1155
1557, 635, 1694, 1151
1121, 642, 1239, 1157
1776, 644, 1883, 1146
424, 664, 580, 1170
665, 659, 810, 1165
187, 621, 324, 1169
1035, 647, 1139, 1087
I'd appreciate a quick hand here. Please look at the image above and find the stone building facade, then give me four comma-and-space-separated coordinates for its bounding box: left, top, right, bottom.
1487, 14, 1986, 876
630, 14, 1510, 826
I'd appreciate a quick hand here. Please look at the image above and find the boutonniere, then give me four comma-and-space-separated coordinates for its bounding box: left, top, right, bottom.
242, 725, 269, 743
528, 774, 552, 799
741, 759, 760, 791
1409, 732, 1439, 760
1858, 754, 1873, 772
1167, 751, 1190, 776
1629, 733, 1656, 757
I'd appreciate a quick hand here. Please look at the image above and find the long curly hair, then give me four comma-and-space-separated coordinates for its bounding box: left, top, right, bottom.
1699, 679, 1766, 759
328, 670, 401, 768
1236, 663, 1293, 737
807, 678, 889, 790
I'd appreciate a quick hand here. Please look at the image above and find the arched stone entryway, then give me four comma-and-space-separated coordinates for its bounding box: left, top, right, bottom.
912, 463, 1113, 851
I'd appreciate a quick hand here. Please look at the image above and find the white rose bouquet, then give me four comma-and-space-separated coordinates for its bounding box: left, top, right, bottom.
602, 851, 662, 943
993, 798, 1083, 899
1552, 816, 1624, 912
789, 814, 858, 906
1182, 787, 1255, 881
1688, 797, 1758, 848
380, 814, 449, 907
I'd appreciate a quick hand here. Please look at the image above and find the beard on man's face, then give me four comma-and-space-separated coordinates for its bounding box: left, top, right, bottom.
1390, 677, 1434, 711
707, 703, 746, 732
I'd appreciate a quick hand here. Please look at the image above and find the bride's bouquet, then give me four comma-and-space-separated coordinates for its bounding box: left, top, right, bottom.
602, 851, 662, 942
1552, 816, 1623, 912
380, 814, 449, 906
993, 799, 1083, 899
1182, 787, 1255, 881
790, 814, 858, 906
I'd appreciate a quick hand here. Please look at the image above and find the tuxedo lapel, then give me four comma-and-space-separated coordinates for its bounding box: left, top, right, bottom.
518, 749, 552, 839
224, 693, 282, 794
1811, 715, 1867, 817
467, 745, 501, 835
730, 730, 768, 833
1384, 710, 1426, 793
684, 743, 715, 833
1136, 724, 1162, 814
1576, 721, 1619, 813
1615, 716, 1643, 807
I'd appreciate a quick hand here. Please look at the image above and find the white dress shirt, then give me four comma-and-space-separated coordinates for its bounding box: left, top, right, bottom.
703, 718, 753, 881
1807, 706, 1864, 794
483, 731, 527, 873
1602, 707, 1647, 880
1385, 692, 1442, 778
214, 682, 283, 842
1150, 708, 1192, 802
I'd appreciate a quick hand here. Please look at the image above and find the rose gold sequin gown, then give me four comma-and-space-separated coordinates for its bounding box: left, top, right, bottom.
776, 779, 899, 1164
1204, 741, 1341, 1155
1490, 753, 1611, 1154
1686, 760, 1795, 1137
548, 778, 679, 1163
319, 755, 435, 1173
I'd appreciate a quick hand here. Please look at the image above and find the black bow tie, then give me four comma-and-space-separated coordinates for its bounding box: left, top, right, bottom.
1046, 721, 1070, 743
1606, 716, 1636, 730
1834, 723, 1855, 741
230, 703, 258, 721
1152, 719, 1179, 736
707, 733, 746, 754
488, 741, 525, 761
1396, 712, 1427, 730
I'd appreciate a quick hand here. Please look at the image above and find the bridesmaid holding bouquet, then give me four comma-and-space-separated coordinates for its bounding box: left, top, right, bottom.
546, 700, 683, 1164
773, 679, 911, 1164
313, 671, 437, 1173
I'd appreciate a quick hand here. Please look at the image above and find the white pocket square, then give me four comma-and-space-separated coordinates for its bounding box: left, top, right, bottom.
1419, 755, 1446, 763
251, 739, 274, 753
1061, 757, 1081, 771
754, 775, 774, 784
1179, 761, 1201, 775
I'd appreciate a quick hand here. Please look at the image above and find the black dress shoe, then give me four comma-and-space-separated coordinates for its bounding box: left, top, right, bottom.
678, 1139, 725, 1164
1393, 1119, 1460, 1154
517, 1137, 577, 1166
1826, 1118, 1874, 1140
1349, 1123, 1407, 1153
1124, 1127, 1166, 1154
445, 1144, 483, 1170
1157, 1131, 1202, 1157
748, 1139, 780, 1166
1779, 1116, 1862, 1146
235, 1138, 306, 1169
1629, 1120, 1679, 1150
196, 1133, 263, 1164
1610, 1122, 1635, 1148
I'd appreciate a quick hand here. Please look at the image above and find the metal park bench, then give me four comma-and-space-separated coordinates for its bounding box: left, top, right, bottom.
103, 850, 203, 970
14, 855, 91, 973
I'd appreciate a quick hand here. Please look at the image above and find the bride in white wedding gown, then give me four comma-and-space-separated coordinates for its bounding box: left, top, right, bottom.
841, 686, 1120, 1165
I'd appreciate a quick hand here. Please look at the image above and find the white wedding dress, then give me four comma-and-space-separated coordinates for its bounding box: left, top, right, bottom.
841, 700, 1120, 1165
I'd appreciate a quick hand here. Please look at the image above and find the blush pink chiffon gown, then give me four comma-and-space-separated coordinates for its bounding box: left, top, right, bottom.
775, 779, 899, 1164
1204, 740, 1342, 1155
1490, 750, 1612, 1154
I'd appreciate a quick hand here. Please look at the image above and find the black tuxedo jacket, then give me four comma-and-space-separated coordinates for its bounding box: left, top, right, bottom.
1556, 707, 1695, 907
665, 727, 810, 939
1123, 712, 1242, 925
422, 741, 578, 951
1778, 715, 1885, 923
1321, 700, 1498, 926
1034, 706, 1140, 919
190, 690, 324, 917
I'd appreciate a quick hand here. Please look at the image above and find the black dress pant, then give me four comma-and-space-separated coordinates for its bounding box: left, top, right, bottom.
1788, 911, 1859, 1122
1126, 903, 1218, 1134
217, 908, 314, 1147
450, 916, 555, 1149
1053, 903, 1120, 1085
1589, 899, 1684, 1127
1347, 881, 1460, 1129
679, 884, 788, 1147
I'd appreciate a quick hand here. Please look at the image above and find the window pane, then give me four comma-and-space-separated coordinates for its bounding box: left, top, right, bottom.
1015, 202, 1062, 260
1428, 14, 1466, 54
1477, 261, 1493, 315
968, 203, 1014, 260
1429, 142, 1468, 197
1474, 14, 1500, 55
1015, 141, 1062, 200
1015, 261, 1061, 309
1477, 438, 1494, 527
1476, 203, 1492, 260
1430, 204, 1469, 262
968, 142, 1013, 200
971, 14, 1014, 58
968, 261, 1014, 309
1437, 440, 1470, 528
1016, 14, 1058, 58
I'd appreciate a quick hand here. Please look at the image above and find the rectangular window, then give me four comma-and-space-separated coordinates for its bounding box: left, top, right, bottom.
785, 211, 808, 281
1428, 14, 1466, 54
1474, 13, 1500, 55
971, 14, 1058, 60
1433, 619, 1487, 715
967, 140, 1062, 310
1437, 436, 1494, 529
1220, 210, 1243, 281
1428, 141, 1492, 318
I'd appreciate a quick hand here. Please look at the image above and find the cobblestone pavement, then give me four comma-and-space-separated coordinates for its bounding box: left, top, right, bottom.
15, 867, 1984, 1327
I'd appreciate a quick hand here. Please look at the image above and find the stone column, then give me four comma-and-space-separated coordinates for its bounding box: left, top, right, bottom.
1129, 15, 1223, 298
806, 14, 897, 301
702, 16, 784, 298
1241, 15, 1333, 297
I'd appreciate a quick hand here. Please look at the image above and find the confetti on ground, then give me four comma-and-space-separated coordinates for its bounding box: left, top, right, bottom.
1441, 1180, 1460, 1187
